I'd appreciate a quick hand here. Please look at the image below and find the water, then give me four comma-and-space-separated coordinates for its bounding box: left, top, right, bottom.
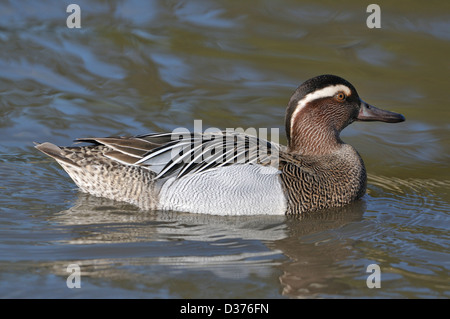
0, 0, 449, 298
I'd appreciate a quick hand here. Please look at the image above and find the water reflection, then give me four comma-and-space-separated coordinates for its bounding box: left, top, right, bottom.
48, 193, 365, 298
273, 201, 366, 297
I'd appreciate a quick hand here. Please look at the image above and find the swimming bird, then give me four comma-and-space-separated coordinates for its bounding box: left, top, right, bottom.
35, 74, 405, 215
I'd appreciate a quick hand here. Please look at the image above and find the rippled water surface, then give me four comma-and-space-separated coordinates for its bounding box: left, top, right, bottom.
0, 0, 449, 298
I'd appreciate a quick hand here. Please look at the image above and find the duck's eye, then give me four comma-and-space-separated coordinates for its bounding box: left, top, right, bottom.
335, 92, 346, 102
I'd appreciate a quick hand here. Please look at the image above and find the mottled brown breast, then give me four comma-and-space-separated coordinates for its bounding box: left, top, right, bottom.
279, 144, 367, 214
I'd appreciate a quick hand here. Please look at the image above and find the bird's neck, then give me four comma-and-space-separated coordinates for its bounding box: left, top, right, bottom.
288, 120, 342, 156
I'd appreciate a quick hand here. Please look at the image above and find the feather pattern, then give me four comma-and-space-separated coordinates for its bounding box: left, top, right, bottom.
35, 74, 403, 215
79, 131, 281, 180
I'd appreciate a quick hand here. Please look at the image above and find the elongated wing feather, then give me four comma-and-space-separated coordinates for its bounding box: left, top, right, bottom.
78, 131, 281, 180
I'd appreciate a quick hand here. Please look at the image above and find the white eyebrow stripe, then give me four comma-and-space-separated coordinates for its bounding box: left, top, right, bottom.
290, 84, 351, 136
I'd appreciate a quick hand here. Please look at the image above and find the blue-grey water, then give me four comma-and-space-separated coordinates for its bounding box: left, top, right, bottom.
0, 0, 449, 298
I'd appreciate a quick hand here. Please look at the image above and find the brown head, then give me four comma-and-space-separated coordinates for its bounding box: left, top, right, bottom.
285, 74, 405, 155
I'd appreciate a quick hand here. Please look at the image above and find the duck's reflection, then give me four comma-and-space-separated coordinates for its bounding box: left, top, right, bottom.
50, 193, 366, 298
271, 201, 366, 297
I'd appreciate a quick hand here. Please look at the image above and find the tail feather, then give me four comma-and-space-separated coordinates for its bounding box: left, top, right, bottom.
34, 142, 80, 168
34, 141, 159, 210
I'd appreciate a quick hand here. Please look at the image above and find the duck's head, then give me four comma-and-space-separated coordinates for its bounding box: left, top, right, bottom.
285, 74, 405, 155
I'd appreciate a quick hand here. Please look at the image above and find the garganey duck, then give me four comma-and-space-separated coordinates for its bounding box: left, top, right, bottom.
36, 74, 405, 215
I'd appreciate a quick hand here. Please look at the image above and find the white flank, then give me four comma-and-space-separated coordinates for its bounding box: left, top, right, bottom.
290, 84, 351, 136
158, 165, 287, 215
